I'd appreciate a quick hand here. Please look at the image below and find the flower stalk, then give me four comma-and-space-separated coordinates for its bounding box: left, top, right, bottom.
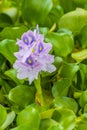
34, 75, 44, 106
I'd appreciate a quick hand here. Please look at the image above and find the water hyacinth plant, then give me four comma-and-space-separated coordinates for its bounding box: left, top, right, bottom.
1, 0, 87, 130
13, 25, 56, 105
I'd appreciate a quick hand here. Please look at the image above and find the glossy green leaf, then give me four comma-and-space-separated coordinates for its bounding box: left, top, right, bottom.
46, 31, 74, 57
60, 63, 79, 79
4, 69, 24, 85
0, 13, 13, 28
0, 105, 7, 126
79, 90, 87, 108
44, 5, 63, 27
0, 79, 13, 94
40, 119, 58, 130
41, 109, 55, 119
0, 90, 5, 104
0, 25, 28, 40
72, 49, 87, 62
59, 8, 87, 35
78, 25, 87, 49
79, 63, 87, 90
59, 0, 75, 13
74, 0, 87, 5
22, 0, 53, 24
1, 111, 15, 130
10, 124, 35, 130
0, 54, 6, 67
53, 96, 78, 113
17, 106, 41, 129
76, 117, 87, 130
8, 85, 35, 107
47, 124, 63, 130
0, 39, 18, 64
52, 108, 76, 130
52, 78, 71, 97
54, 56, 63, 69
2, 7, 18, 22
53, 62, 79, 96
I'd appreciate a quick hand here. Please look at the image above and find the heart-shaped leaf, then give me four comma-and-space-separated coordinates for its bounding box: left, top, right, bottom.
8, 85, 35, 107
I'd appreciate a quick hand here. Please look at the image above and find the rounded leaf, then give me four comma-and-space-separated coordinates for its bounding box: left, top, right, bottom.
52, 108, 76, 130
47, 124, 63, 130
0, 39, 18, 64
10, 124, 35, 130
72, 49, 87, 62
17, 106, 41, 129
40, 119, 58, 130
8, 85, 35, 107
1, 111, 15, 130
79, 90, 87, 108
46, 31, 74, 57
52, 78, 71, 97
59, 8, 87, 35
0, 105, 7, 126
78, 25, 87, 49
53, 96, 78, 113
22, 0, 53, 24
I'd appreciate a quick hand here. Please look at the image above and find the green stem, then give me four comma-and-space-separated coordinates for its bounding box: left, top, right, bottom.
34, 75, 44, 106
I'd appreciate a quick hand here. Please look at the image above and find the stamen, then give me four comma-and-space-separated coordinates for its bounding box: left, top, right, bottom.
38, 43, 44, 53
32, 48, 35, 53
29, 34, 35, 44
22, 36, 29, 45
26, 56, 34, 66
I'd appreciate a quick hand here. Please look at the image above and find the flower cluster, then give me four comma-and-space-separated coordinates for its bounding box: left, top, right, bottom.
13, 26, 56, 84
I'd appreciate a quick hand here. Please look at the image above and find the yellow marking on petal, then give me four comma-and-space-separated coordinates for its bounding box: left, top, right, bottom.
40, 46, 42, 51
28, 59, 32, 63
32, 48, 35, 53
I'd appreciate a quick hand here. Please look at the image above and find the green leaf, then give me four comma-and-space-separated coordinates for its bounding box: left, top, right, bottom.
22, 0, 53, 25
79, 90, 87, 108
0, 39, 18, 64
8, 85, 35, 107
52, 108, 76, 130
0, 13, 13, 28
44, 5, 63, 27
52, 63, 79, 97
78, 25, 87, 49
0, 25, 28, 40
60, 63, 79, 79
47, 124, 63, 130
46, 30, 74, 57
1, 111, 15, 130
17, 105, 41, 129
72, 49, 87, 62
74, 0, 87, 5
52, 78, 71, 97
10, 124, 35, 130
2, 7, 18, 22
79, 63, 87, 90
40, 119, 58, 130
4, 69, 24, 85
0, 54, 6, 67
53, 96, 78, 113
0, 105, 7, 126
76, 117, 87, 130
41, 109, 55, 119
59, 0, 75, 13
59, 8, 87, 35
54, 56, 63, 69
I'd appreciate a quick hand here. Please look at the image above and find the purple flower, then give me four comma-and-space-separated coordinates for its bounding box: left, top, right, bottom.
13, 25, 56, 84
